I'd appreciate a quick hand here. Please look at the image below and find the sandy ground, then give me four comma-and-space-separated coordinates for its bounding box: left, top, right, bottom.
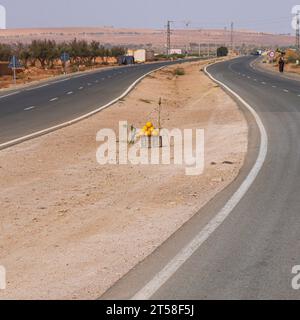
0, 60, 248, 300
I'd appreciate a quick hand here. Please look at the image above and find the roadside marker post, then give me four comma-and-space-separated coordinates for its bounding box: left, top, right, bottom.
60, 52, 70, 74
8, 56, 22, 85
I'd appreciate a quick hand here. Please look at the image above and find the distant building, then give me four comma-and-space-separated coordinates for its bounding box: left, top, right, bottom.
0, 5, 6, 29
127, 49, 155, 63
170, 49, 183, 55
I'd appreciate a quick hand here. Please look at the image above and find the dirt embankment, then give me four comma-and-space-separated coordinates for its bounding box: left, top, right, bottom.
0, 60, 248, 299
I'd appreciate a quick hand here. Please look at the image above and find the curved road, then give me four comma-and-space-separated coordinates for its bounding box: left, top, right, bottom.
0, 60, 189, 146
102, 56, 300, 300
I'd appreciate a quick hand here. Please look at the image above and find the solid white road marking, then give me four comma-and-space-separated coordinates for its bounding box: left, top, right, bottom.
25, 84, 49, 91
53, 78, 70, 84
50, 97, 58, 102
0, 91, 21, 99
0, 66, 166, 150
131, 62, 269, 300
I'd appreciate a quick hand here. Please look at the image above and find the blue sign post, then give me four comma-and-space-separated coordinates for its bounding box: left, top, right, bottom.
8, 56, 22, 85
60, 52, 70, 74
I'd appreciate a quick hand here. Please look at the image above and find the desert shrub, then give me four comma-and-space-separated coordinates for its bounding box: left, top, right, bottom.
174, 68, 185, 76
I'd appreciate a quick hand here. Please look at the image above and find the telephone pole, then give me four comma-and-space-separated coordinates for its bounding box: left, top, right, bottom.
166, 20, 173, 56
296, 11, 300, 50
230, 22, 234, 52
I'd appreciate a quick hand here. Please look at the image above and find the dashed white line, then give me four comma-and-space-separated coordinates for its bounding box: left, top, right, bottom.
78, 87, 84, 90
272, 85, 277, 88
261, 82, 266, 85
50, 97, 58, 102
283, 89, 289, 93
24, 106, 35, 111
67, 91, 73, 95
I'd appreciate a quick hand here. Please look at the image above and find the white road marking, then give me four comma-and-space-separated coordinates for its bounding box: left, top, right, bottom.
247, 76, 251, 79
53, 78, 70, 84
24, 106, 35, 111
272, 85, 277, 88
0, 91, 21, 99
25, 83, 49, 91
67, 91, 73, 95
78, 87, 84, 90
95, 80, 99, 83
284, 89, 289, 93
0, 65, 166, 150
87, 83, 92, 86
131, 62, 269, 300
50, 97, 58, 102
261, 82, 266, 85
254, 79, 257, 81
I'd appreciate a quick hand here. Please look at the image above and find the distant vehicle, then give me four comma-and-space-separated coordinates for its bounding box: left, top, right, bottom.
251, 50, 263, 56
118, 56, 135, 65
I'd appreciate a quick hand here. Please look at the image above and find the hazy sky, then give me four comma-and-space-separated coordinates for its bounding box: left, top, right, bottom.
0, 0, 299, 33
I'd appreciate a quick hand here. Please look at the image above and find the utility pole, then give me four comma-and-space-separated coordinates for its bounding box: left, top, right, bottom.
184, 21, 191, 56
296, 11, 300, 50
166, 20, 173, 57
198, 43, 201, 57
224, 27, 227, 47
230, 22, 234, 52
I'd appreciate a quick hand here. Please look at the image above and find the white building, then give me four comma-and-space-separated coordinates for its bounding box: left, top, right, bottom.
127, 49, 155, 63
170, 49, 183, 55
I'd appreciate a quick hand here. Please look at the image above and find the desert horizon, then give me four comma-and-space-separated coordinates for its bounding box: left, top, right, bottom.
0, 26, 295, 48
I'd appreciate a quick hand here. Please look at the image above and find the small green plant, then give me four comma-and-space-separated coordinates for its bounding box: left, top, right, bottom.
174, 68, 185, 76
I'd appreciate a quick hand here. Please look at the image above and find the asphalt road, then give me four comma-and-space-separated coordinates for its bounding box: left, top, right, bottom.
0, 60, 190, 145
102, 56, 300, 300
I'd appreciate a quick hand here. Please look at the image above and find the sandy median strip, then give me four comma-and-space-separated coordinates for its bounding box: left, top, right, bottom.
0, 60, 248, 300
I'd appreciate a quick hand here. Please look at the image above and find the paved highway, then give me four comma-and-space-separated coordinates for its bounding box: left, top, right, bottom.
102, 56, 300, 300
0, 60, 189, 145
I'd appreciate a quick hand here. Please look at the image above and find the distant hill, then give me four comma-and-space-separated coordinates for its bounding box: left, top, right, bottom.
0, 27, 294, 49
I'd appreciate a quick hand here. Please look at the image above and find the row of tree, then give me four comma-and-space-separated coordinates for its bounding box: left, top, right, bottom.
0, 39, 126, 68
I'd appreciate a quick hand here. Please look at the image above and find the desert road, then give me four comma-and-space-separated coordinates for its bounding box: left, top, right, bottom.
0, 59, 193, 146
102, 56, 300, 300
